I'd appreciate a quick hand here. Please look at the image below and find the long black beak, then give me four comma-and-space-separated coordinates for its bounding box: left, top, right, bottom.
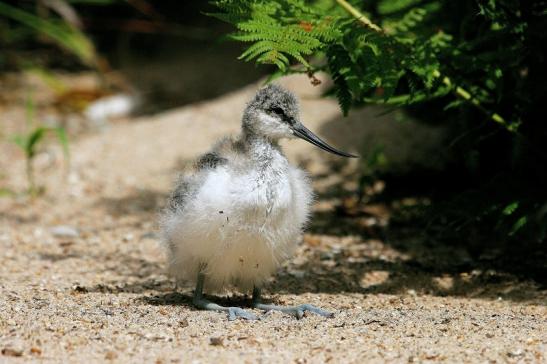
292, 122, 358, 158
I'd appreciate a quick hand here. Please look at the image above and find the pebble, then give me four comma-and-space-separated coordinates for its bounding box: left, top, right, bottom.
507, 348, 524, 357
30, 347, 42, 355
2, 347, 23, 357
319, 251, 335, 260
209, 337, 224, 346
50, 225, 79, 238
288, 270, 306, 279
105, 351, 117, 360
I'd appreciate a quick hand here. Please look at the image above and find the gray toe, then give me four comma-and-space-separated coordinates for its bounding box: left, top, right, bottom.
228, 307, 257, 321
295, 304, 334, 319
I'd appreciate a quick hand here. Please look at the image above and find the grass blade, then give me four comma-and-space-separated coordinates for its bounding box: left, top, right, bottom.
0, 1, 96, 65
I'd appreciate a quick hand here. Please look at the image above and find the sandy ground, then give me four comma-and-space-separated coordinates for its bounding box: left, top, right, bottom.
1, 76, 546, 363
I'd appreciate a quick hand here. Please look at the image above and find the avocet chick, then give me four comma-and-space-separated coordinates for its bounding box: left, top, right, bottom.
161, 84, 356, 320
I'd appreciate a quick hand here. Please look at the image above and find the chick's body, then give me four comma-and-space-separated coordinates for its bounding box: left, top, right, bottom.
161, 135, 312, 292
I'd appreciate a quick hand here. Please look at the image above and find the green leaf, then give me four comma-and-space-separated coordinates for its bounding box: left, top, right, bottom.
502, 201, 519, 216
0, 1, 96, 65
26, 127, 48, 158
509, 216, 527, 236
377, 0, 422, 15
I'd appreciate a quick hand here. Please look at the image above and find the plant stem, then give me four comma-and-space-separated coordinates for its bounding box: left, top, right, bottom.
335, 0, 514, 131
26, 156, 35, 196
432, 70, 510, 129
335, 0, 382, 32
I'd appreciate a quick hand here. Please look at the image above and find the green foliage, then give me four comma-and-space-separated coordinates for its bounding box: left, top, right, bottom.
211, 0, 463, 117
210, 0, 538, 129
11, 98, 70, 196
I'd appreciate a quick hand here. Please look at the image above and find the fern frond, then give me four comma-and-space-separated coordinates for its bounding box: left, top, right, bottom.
377, 0, 422, 15
211, 0, 342, 70
327, 44, 353, 115
394, 8, 427, 32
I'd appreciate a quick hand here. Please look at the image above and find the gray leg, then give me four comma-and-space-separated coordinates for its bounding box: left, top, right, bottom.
192, 273, 257, 321
252, 287, 333, 319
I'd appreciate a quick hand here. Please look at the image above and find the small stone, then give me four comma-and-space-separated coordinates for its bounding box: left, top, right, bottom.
288, 270, 305, 279
50, 225, 79, 238
140, 232, 158, 240
209, 337, 224, 346
68, 172, 80, 184
304, 235, 322, 247
424, 351, 439, 360
526, 337, 537, 345
105, 351, 117, 360
179, 319, 189, 328
30, 347, 42, 355
59, 241, 74, 248
72, 285, 88, 293
319, 251, 334, 260
507, 348, 524, 357
2, 348, 23, 357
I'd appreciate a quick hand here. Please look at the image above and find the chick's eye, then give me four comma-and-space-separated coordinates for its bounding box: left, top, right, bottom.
269, 107, 284, 116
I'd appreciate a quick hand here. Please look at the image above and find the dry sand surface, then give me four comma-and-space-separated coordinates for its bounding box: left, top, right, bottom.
1, 77, 546, 363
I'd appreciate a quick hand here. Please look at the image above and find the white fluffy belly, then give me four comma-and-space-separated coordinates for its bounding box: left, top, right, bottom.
163, 167, 308, 292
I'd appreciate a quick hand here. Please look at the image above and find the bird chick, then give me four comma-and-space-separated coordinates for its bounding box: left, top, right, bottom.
161, 84, 356, 320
